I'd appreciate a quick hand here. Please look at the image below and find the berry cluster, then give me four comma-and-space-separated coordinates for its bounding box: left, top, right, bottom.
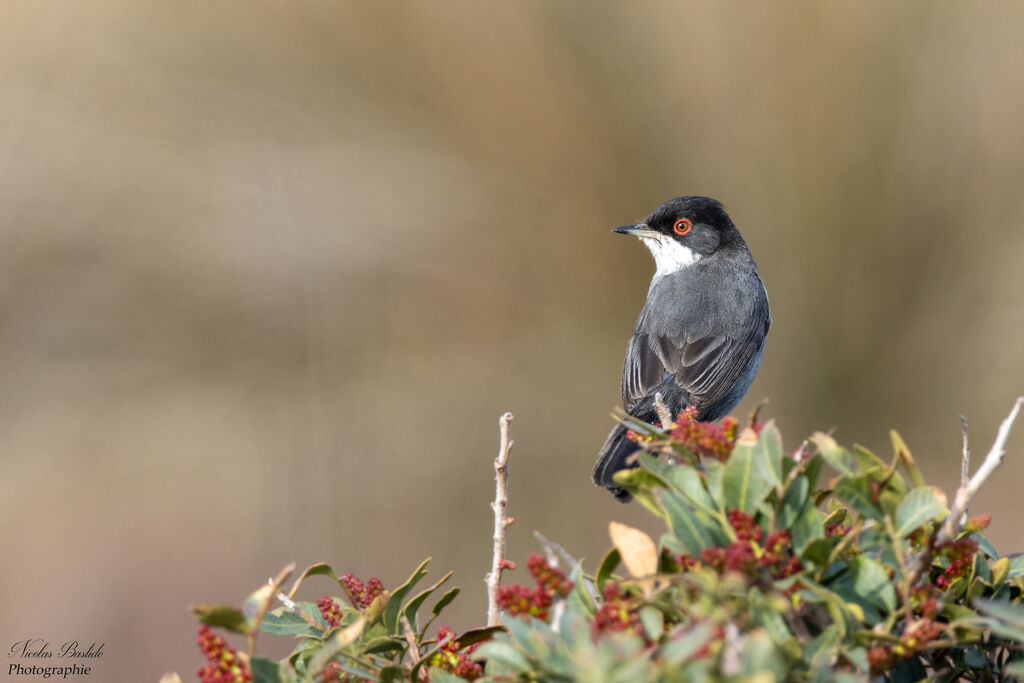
687, 510, 802, 580
592, 583, 644, 640
826, 522, 850, 538
909, 584, 939, 620
197, 625, 252, 683
867, 618, 945, 676
341, 573, 385, 609
669, 407, 741, 461
320, 661, 344, 683
933, 537, 979, 590
316, 596, 343, 628
425, 625, 483, 680
496, 554, 573, 621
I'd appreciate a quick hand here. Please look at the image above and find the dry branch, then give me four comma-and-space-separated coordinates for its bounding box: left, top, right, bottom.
486, 412, 514, 626
908, 397, 1023, 584
938, 397, 1023, 547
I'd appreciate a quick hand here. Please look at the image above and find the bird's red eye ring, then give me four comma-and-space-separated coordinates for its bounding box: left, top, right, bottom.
673, 218, 692, 236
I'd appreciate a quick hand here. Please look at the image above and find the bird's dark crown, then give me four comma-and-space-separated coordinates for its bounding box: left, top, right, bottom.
645, 196, 744, 251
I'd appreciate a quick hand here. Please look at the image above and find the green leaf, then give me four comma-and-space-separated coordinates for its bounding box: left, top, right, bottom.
363, 636, 405, 655
971, 532, 999, 559
1008, 553, 1024, 579
851, 444, 886, 473
379, 667, 407, 683
260, 608, 320, 636
801, 582, 859, 638
661, 459, 717, 514
242, 564, 295, 634
964, 647, 986, 669
383, 558, 430, 635
432, 587, 461, 616
192, 605, 250, 634
292, 601, 331, 631
803, 624, 841, 666
704, 461, 725, 508
755, 421, 785, 489
308, 616, 367, 675
329, 661, 377, 680
401, 570, 453, 633
596, 547, 621, 593
811, 433, 857, 475
613, 468, 668, 519
800, 537, 833, 567
801, 453, 825, 491
661, 622, 714, 664
848, 556, 897, 613
456, 624, 505, 647
894, 486, 947, 537
833, 477, 882, 521
975, 598, 1024, 627
822, 508, 847, 530
567, 562, 596, 617
250, 657, 283, 683
741, 629, 785, 680
660, 489, 714, 555
973, 552, 992, 583
286, 563, 341, 599
890, 430, 926, 488
615, 410, 665, 436
791, 504, 826, 554
639, 606, 664, 641
474, 640, 533, 671
724, 436, 772, 513
427, 668, 466, 683
779, 475, 810, 530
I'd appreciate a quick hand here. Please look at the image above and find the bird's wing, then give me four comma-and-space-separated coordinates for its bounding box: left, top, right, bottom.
622, 303, 769, 415
621, 332, 672, 413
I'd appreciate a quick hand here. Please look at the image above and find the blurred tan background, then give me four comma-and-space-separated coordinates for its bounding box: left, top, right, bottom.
2, 1, 1024, 679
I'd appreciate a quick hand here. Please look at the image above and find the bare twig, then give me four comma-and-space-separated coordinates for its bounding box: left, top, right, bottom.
907, 397, 1023, 584
653, 392, 673, 428
400, 615, 420, 665
960, 414, 971, 524
938, 397, 1023, 546
486, 412, 515, 627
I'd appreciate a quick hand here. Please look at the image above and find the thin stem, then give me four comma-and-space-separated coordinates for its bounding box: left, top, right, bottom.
486, 412, 515, 626
907, 397, 1023, 585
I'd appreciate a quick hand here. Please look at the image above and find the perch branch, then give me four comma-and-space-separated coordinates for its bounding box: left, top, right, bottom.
486, 412, 515, 626
653, 392, 673, 428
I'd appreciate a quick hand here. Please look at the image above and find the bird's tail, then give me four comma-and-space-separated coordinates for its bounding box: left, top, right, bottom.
593, 423, 643, 502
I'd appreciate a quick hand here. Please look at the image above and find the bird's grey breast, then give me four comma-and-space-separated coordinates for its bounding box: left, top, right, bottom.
638, 261, 742, 341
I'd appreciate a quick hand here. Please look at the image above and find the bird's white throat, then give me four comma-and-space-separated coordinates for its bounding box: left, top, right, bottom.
639, 236, 701, 278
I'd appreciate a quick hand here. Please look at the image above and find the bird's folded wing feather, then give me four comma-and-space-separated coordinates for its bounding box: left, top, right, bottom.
621, 308, 768, 414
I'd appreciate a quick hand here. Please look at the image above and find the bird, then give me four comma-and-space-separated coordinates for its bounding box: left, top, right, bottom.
593, 196, 770, 501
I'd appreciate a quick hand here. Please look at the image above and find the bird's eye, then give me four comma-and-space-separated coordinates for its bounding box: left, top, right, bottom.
672, 218, 692, 236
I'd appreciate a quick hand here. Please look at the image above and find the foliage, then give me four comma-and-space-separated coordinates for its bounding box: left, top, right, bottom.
180, 413, 1024, 682
187, 559, 499, 683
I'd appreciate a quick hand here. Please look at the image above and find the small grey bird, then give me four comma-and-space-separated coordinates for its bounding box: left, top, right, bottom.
593, 196, 770, 501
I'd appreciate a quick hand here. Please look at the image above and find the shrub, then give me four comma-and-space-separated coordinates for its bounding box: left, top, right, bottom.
177, 400, 1024, 682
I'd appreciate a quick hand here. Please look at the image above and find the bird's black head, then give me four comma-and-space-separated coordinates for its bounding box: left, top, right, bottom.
613, 196, 745, 273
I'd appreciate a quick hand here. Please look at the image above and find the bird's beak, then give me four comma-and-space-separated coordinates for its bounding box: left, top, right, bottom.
612, 223, 660, 238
